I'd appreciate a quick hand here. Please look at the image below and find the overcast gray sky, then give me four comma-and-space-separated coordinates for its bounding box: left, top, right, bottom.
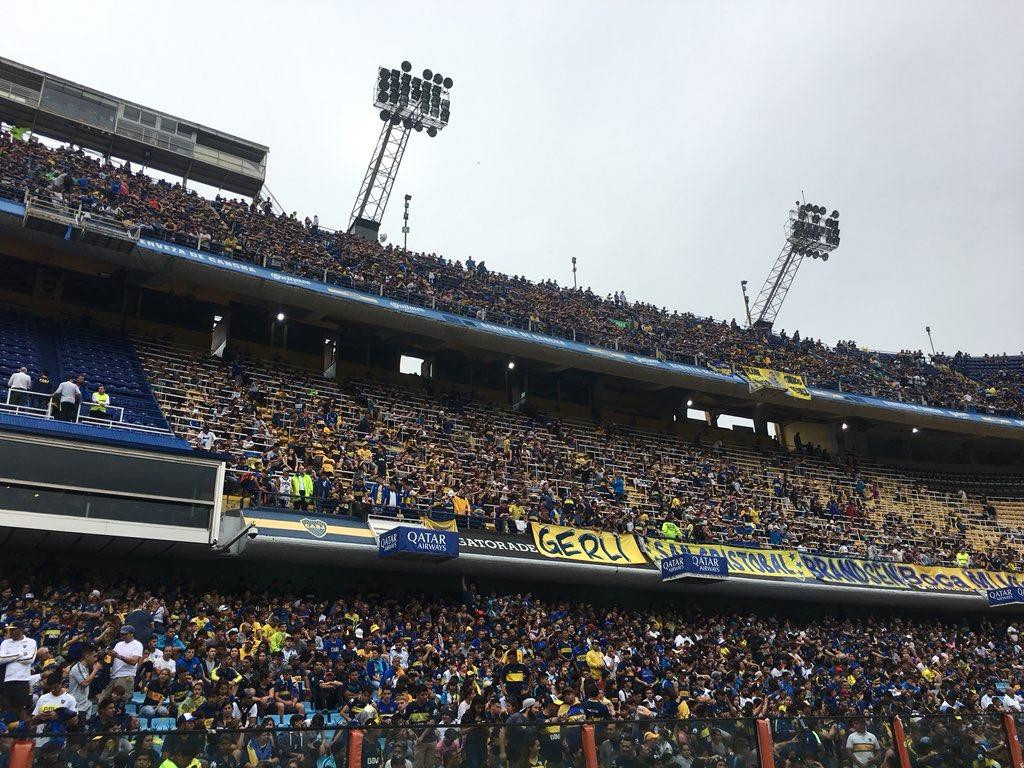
7, 1, 1022, 355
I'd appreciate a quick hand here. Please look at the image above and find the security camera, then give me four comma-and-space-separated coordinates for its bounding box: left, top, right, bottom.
210, 539, 219, 549
247, 526, 259, 540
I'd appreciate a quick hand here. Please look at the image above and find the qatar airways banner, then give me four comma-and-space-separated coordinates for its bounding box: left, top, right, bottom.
378, 525, 459, 561
987, 586, 1024, 607
660, 552, 729, 582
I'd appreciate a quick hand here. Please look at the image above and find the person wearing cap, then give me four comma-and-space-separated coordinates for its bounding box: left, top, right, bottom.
104, 625, 142, 700
0, 621, 37, 713
504, 697, 539, 766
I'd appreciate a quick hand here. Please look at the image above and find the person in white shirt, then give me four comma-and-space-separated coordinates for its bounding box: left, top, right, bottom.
31, 670, 80, 746
845, 719, 881, 767
0, 622, 38, 712
51, 375, 81, 421
6, 366, 31, 406
151, 646, 176, 677
105, 625, 143, 699
197, 424, 217, 451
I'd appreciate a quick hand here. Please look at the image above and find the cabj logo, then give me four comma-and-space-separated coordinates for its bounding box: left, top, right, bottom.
300, 518, 328, 539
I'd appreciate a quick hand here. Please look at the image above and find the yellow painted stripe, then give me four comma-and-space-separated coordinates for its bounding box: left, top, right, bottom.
243, 516, 375, 539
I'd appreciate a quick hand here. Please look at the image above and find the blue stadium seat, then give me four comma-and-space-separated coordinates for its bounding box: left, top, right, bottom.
150, 717, 176, 732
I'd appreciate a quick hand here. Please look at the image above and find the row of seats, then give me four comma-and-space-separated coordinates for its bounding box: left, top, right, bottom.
132, 333, 1024, 569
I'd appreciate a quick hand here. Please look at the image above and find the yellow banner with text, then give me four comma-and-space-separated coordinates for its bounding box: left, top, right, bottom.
740, 366, 812, 400
643, 538, 814, 581
531, 522, 647, 566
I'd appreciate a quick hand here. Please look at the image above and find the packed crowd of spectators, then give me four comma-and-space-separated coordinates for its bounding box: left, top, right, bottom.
134, 337, 1021, 572
938, 354, 1024, 415
0, 573, 1020, 768
2, 126, 1022, 419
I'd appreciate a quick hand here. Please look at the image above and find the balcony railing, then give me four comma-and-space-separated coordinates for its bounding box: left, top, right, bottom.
3, 712, 1022, 768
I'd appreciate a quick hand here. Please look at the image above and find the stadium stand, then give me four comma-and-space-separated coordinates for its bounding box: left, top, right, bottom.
2, 74, 1024, 768
0, 570, 1019, 768
2, 127, 1024, 420
130, 334, 1022, 570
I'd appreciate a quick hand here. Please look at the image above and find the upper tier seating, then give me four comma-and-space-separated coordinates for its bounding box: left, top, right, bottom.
2, 127, 1023, 418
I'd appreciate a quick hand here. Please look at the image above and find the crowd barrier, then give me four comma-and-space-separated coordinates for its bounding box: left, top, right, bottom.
0, 388, 170, 436
3, 713, 1022, 768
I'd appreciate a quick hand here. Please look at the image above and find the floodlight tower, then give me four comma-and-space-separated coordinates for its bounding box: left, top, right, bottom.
748, 201, 841, 331
348, 61, 453, 241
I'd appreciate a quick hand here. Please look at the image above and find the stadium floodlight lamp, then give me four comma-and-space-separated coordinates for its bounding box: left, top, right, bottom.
912, 427, 920, 434
748, 197, 844, 329
508, 361, 516, 370
841, 422, 848, 430
276, 311, 286, 322
373, 62, 453, 134
350, 60, 455, 239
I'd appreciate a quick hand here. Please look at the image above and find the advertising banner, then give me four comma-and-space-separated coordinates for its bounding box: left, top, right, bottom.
421, 516, 458, 532
378, 526, 459, 560
740, 366, 812, 400
531, 523, 647, 566
660, 552, 729, 581
988, 586, 1024, 607
800, 554, 909, 590
643, 539, 813, 582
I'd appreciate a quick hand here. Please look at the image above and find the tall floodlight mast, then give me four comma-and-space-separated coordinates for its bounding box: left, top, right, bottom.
749, 201, 841, 331
348, 60, 453, 240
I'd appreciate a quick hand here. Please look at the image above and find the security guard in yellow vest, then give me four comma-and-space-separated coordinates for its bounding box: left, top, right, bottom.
661, 520, 682, 541
290, 467, 314, 511
89, 384, 111, 419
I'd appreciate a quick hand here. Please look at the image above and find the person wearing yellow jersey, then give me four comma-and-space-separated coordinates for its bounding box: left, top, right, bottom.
452, 488, 471, 518
585, 645, 605, 680
676, 698, 691, 719
89, 384, 111, 419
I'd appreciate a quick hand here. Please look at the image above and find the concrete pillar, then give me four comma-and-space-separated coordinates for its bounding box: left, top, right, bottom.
323, 334, 338, 379
211, 312, 231, 358
753, 403, 770, 436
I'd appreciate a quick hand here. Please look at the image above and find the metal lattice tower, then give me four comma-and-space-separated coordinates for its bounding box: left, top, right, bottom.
348, 121, 411, 240
749, 202, 841, 330
348, 61, 453, 241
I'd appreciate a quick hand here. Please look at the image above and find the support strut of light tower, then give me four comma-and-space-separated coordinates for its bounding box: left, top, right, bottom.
748, 201, 841, 331
347, 60, 453, 241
